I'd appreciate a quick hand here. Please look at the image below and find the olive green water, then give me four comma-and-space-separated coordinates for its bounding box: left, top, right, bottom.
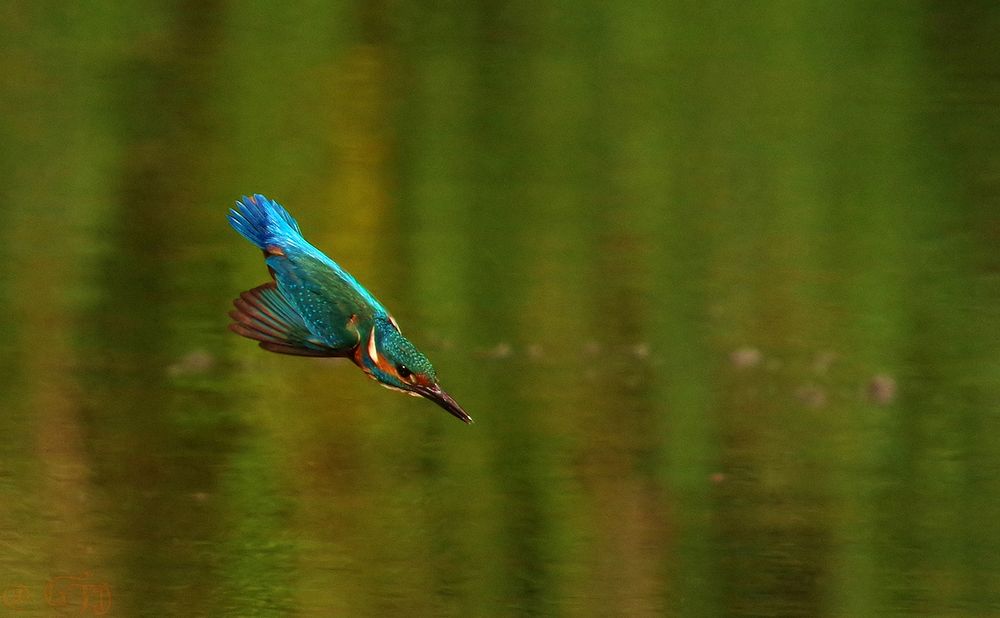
2, 3, 999, 616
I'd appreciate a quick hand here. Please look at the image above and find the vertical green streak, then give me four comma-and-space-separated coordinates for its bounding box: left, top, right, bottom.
77, 2, 264, 615
394, 4, 549, 613
921, 9, 1000, 611
0, 1, 134, 598
598, 3, 728, 614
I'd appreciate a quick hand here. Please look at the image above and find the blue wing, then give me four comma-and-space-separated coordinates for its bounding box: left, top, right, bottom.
229, 282, 348, 357
229, 194, 389, 352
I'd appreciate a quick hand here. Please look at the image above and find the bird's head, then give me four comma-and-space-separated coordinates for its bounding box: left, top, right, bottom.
356, 317, 472, 423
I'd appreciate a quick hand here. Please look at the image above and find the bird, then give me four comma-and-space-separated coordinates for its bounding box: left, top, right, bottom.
227, 194, 472, 423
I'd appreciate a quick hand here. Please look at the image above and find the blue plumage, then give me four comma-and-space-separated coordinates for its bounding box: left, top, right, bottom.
228, 194, 303, 250
227, 193, 472, 423
230, 194, 387, 318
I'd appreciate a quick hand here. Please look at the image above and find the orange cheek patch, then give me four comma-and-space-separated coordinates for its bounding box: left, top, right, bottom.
374, 353, 397, 378
364, 327, 400, 378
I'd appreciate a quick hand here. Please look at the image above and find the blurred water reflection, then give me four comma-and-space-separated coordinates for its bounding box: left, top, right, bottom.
1, 2, 999, 616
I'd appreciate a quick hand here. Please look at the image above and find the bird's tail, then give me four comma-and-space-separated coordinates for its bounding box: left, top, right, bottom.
228, 194, 304, 250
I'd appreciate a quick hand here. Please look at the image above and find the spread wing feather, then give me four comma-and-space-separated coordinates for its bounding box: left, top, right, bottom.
228, 282, 350, 357
229, 193, 387, 354
264, 244, 386, 349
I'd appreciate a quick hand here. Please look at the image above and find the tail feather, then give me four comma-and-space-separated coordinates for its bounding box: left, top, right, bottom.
228, 194, 303, 250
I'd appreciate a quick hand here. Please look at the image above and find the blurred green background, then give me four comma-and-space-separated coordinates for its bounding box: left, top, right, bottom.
1, 2, 999, 616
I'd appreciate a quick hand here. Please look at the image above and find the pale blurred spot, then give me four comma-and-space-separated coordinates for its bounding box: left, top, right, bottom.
166, 349, 215, 377
729, 346, 762, 369
478, 342, 513, 359
867, 374, 897, 405
795, 384, 828, 409
812, 351, 838, 375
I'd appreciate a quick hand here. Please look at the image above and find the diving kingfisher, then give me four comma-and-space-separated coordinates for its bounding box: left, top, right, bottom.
227, 194, 472, 423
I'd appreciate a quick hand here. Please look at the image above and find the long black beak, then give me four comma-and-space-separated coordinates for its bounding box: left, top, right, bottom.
417, 384, 473, 424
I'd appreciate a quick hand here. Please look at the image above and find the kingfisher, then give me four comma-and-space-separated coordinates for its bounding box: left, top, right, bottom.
227, 194, 472, 423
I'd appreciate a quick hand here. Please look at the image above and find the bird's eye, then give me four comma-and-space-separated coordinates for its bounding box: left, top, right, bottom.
396, 364, 412, 380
